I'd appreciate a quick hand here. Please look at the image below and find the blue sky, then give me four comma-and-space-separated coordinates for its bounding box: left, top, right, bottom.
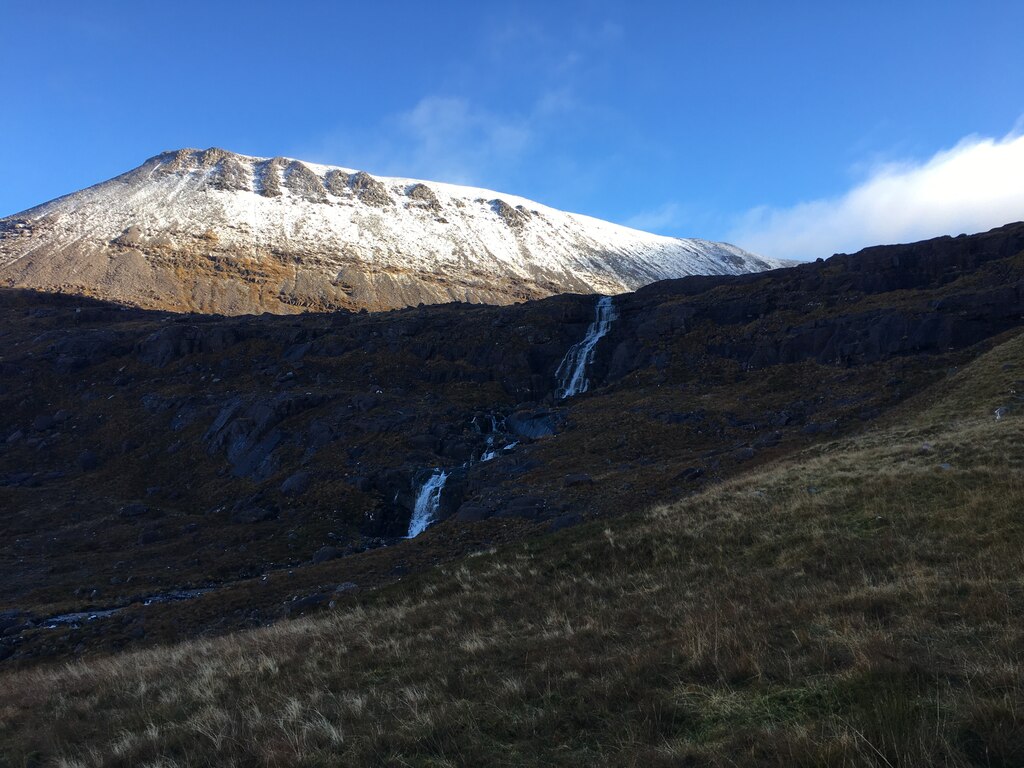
2, 1, 1023, 259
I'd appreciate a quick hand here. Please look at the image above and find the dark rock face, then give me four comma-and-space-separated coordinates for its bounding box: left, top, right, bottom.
32, 414, 56, 432
491, 199, 530, 229
284, 162, 328, 203
614, 222, 1024, 379
454, 502, 492, 523
507, 410, 559, 439
407, 183, 441, 211
257, 158, 287, 197
203, 393, 327, 480
208, 155, 251, 192
350, 172, 392, 207
324, 169, 351, 197
137, 324, 244, 368
49, 329, 132, 371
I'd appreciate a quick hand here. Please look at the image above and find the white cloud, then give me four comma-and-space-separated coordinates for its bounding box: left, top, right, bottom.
729, 129, 1024, 261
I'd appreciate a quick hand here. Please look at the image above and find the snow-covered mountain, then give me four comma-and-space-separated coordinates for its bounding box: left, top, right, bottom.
0, 148, 789, 314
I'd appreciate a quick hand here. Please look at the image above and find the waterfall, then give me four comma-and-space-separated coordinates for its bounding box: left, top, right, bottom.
479, 414, 507, 462
406, 469, 449, 538
404, 297, 614, 540
556, 296, 617, 399
406, 414, 519, 538
481, 435, 499, 462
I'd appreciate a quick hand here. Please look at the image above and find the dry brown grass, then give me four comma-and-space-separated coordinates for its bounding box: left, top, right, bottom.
3, 334, 1024, 766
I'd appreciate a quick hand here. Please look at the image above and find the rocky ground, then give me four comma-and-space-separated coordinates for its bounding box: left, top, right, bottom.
1, 222, 1022, 666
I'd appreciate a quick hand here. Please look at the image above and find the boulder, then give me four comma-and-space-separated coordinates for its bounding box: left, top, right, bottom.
563, 473, 593, 487
311, 546, 343, 565
675, 467, 704, 482
752, 431, 782, 449
78, 449, 100, 472
230, 506, 276, 524
31, 413, 55, 432
732, 447, 756, 462
507, 410, 558, 439
549, 513, 582, 532
136, 528, 164, 545
118, 503, 149, 518
280, 470, 311, 497
454, 502, 493, 523
285, 593, 329, 616
496, 496, 547, 520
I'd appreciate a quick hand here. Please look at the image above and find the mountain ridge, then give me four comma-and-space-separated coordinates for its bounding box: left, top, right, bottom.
0, 147, 788, 315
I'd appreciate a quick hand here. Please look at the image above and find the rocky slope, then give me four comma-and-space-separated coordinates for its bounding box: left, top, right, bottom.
0, 148, 787, 314
8, 327, 1024, 766
1, 222, 1022, 665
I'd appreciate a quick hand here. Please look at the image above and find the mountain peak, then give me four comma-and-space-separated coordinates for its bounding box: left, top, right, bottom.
0, 147, 789, 315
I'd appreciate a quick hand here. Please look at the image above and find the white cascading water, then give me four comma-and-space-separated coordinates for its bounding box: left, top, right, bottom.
481, 437, 499, 463
407, 298, 614, 538
479, 414, 507, 462
408, 416, 520, 537
406, 469, 449, 538
556, 296, 617, 399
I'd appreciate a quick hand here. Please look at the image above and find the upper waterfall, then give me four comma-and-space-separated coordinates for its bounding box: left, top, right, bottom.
556, 296, 617, 399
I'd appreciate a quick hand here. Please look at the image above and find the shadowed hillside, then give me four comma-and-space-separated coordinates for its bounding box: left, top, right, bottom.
0, 222, 1022, 674
2, 299, 1023, 766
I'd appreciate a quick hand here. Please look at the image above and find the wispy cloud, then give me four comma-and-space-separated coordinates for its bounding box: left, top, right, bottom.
624, 203, 686, 232
296, 15, 624, 194
729, 128, 1024, 261
391, 96, 532, 185
295, 97, 533, 189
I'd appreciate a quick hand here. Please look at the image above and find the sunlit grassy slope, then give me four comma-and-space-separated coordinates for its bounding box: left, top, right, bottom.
3, 332, 1024, 767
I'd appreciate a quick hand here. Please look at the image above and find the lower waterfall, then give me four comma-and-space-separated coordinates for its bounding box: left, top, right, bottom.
406, 469, 449, 538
